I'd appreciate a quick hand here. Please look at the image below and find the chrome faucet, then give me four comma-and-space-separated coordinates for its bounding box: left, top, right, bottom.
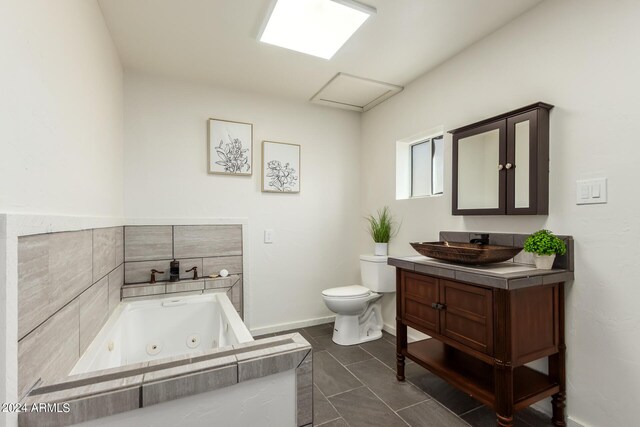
469, 233, 489, 245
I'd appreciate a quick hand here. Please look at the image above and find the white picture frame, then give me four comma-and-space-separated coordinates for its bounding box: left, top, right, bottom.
208, 118, 253, 175
262, 141, 301, 193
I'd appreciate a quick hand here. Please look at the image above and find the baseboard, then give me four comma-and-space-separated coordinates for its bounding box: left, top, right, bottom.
382, 323, 431, 342
567, 417, 585, 427
250, 315, 335, 336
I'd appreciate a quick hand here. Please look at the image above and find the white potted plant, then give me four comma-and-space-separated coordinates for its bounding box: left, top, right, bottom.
523, 229, 567, 270
365, 206, 399, 256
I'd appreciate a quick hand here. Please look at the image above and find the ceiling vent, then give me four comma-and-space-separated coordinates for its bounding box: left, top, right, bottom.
310, 72, 403, 112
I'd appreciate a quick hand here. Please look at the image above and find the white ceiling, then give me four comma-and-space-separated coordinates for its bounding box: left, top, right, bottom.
98, 0, 543, 102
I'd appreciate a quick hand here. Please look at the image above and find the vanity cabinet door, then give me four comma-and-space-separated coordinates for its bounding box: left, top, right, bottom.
401, 272, 440, 334
506, 109, 549, 214
452, 120, 507, 215
439, 280, 494, 355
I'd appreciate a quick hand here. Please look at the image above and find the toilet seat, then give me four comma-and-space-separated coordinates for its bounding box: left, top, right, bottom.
322, 285, 371, 299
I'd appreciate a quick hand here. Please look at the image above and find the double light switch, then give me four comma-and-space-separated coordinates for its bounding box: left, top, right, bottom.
576, 178, 607, 205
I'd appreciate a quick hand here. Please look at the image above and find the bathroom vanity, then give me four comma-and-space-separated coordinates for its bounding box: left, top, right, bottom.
391, 233, 573, 427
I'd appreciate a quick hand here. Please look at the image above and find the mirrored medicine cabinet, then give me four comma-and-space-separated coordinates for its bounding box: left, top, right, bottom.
449, 102, 553, 215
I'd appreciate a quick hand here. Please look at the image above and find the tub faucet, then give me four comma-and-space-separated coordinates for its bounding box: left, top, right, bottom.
186, 266, 198, 280
150, 269, 164, 284
470, 233, 489, 245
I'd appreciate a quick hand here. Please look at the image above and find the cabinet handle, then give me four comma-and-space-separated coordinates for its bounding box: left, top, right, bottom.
431, 302, 439, 309
498, 164, 504, 171
505, 163, 514, 170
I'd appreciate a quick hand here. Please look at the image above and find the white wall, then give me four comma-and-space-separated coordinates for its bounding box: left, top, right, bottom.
124, 73, 361, 331
360, 1, 640, 426
0, 2, 123, 425
0, 0, 124, 216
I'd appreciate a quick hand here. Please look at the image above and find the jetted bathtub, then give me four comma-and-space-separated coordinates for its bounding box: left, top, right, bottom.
72, 292, 254, 375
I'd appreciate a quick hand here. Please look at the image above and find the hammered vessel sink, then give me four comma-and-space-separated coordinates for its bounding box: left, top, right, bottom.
410, 241, 523, 265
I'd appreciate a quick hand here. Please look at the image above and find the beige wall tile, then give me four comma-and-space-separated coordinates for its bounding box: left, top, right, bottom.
115, 226, 124, 265
202, 255, 242, 276
166, 280, 204, 294
296, 353, 313, 426
124, 226, 173, 261
108, 264, 124, 314
79, 277, 109, 354
174, 225, 242, 258
124, 259, 171, 283
121, 283, 166, 298
49, 230, 93, 311
18, 234, 50, 340
18, 230, 92, 340
18, 300, 80, 398
93, 227, 117, 282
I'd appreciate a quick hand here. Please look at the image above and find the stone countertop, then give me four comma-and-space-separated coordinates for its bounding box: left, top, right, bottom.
388, 255, 574, 290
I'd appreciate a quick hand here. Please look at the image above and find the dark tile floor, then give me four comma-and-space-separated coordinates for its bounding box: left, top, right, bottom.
256, 325, 555, 427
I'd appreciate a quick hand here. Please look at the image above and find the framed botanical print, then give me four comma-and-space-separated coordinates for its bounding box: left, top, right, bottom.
208, 118, 253, 175
262, 141, 301, 193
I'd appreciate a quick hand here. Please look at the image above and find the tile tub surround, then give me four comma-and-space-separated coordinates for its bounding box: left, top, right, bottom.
17, 227, 125, 398
123, 224, 244, 316
19, 334, 312, 427
120, 274, 243, 315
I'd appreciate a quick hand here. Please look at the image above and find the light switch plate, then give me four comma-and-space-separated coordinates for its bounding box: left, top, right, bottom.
576, 178, 607, 205
264, 229, 275, 243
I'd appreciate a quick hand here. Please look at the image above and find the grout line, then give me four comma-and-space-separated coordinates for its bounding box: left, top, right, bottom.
314, 417, 342, 427
394, 397, 430, 413
314, 382, 348, 427
324, 385, 366, 399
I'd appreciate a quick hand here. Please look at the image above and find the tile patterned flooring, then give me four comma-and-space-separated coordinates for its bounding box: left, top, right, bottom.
256, 325, 555, 427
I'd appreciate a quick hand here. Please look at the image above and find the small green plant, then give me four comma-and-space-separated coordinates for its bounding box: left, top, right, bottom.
524, 230, 566, 256
365, 206, 399, 243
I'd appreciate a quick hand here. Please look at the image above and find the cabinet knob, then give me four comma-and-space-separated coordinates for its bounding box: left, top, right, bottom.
505, 163, 514, 170
498, 164, 504, 171
431, 302, 439, 309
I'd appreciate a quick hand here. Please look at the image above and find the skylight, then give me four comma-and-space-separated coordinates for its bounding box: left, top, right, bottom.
259, 0, 375, 60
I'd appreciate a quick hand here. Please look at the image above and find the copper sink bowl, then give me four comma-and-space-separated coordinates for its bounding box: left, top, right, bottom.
410, 241, 523, 265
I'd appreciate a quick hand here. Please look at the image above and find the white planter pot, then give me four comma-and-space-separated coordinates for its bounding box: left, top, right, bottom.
374, 243, 388, 256
534, 254, 556, 270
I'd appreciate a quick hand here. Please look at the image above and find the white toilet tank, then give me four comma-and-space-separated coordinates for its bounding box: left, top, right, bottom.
360, 255, 396, 293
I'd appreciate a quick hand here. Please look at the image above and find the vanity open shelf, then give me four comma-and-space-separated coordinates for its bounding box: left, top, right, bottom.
404, 339, 559, 411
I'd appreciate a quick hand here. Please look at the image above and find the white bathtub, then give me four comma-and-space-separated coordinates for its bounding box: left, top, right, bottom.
71, 293, 253, 375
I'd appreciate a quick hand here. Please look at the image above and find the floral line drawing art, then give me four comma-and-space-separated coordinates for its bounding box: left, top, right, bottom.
266, 160, 298, 192
208, 118, 252, 175
214, 132, 250, 173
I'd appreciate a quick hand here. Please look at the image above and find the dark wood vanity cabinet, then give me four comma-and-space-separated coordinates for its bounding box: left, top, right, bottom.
396, 269, 566, 427
450, 102, 553, 216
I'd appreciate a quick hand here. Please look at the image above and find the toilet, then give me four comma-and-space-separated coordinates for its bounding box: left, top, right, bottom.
322, 255, 396, 346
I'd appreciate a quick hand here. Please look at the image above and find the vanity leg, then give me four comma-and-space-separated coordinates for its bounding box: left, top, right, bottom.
551, 391, 567, 427
550, 284, 567, 426
396, 352, 405, 381
396, 268, 407, 381
494, 361, 514, 427
496, 413, 514, 427
396, 315, 406, 381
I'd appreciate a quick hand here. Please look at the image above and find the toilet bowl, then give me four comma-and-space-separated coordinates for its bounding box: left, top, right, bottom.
321, 256, 395, 346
